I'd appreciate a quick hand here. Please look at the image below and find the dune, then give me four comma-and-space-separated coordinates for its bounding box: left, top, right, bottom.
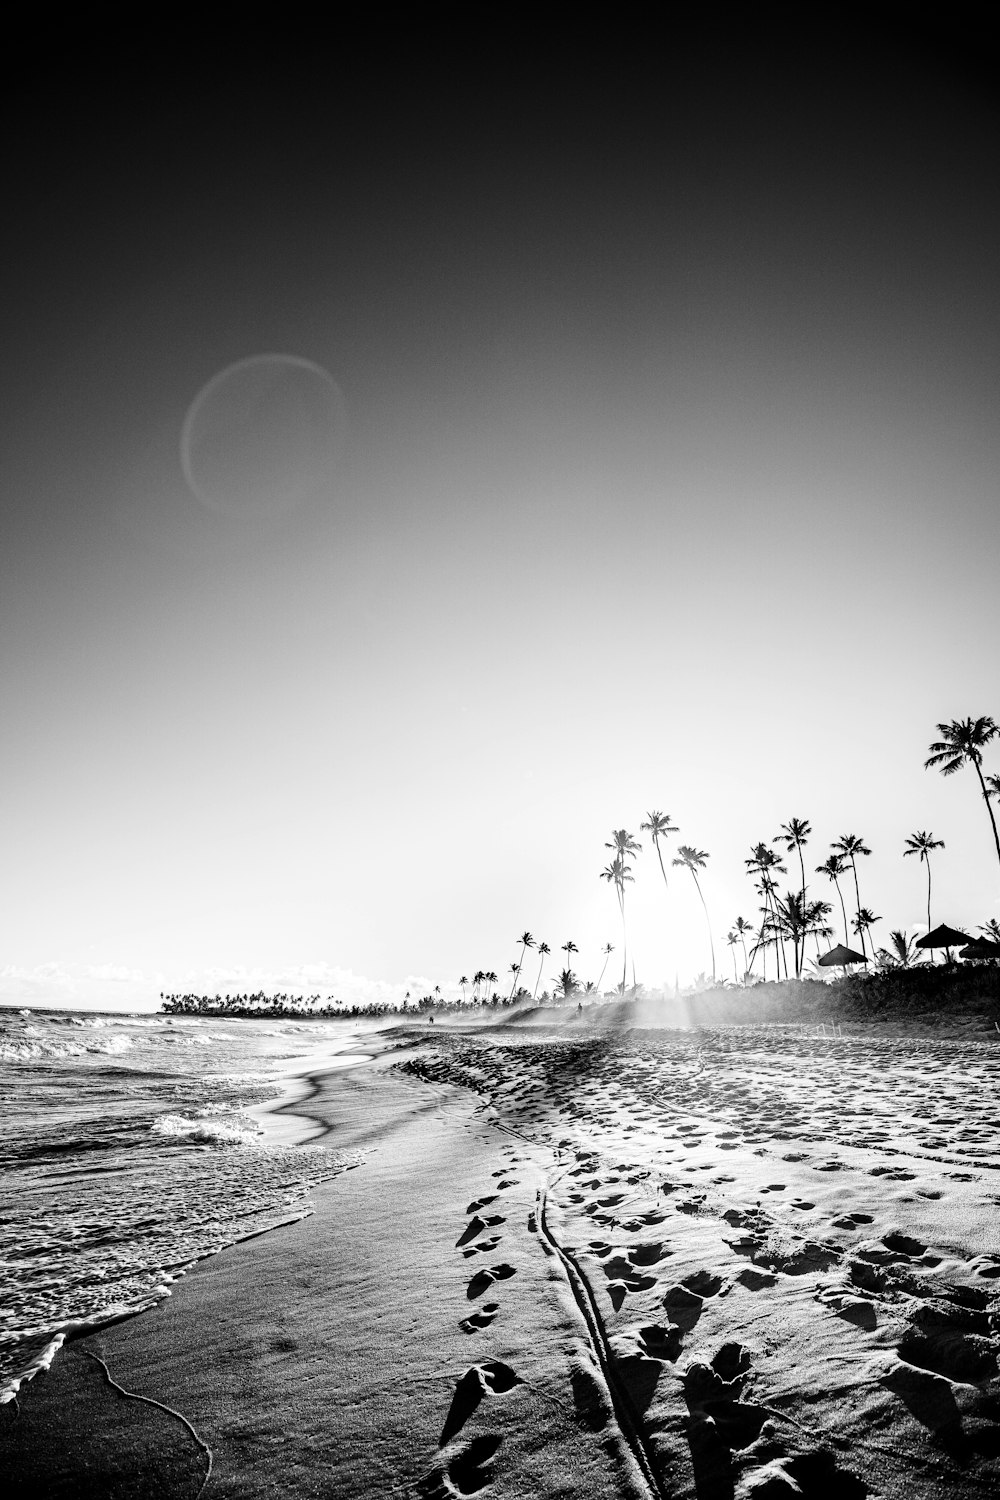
4, 1014, 1000, 1498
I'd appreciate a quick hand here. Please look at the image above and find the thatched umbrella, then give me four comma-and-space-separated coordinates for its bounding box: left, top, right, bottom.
915, 923, 970, 962
959, 937, 1000, 960
818, 943, 868, 968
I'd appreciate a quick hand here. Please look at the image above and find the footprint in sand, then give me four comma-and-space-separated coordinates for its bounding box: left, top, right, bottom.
459, 1302, 500, 1334
440, 1362, 522, 1443
467, 1264, 518, 1299
419, 1433, 505, 1499
457, 1215, 507, 1248
463, 1236, 502, 1258
466, 1195, 498, 1214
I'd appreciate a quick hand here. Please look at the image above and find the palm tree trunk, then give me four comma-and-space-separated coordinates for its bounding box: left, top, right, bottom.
850, 858, 866, 958
533, 954, 545, 999
797, 846, 807, 977
620, 888, 628, 994
925, 857, 932, 934
691, 871, 715, 981
832, 876, 849, 947
973, 761, 1000, 871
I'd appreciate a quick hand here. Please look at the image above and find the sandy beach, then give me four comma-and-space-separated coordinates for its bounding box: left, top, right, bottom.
5, 1009, 1000, 1499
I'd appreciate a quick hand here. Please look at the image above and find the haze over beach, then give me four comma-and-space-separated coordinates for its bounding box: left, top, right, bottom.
5, 10, 1000, 1500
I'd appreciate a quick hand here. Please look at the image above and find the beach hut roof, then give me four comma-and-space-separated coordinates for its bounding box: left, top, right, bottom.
818, 944, 868, 967
959, 938, 1000, 959
914, 923, 970, 949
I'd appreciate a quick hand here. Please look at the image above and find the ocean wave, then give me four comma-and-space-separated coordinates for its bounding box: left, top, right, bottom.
151, 1113, 263, 1145
0, 1032, 136, 1062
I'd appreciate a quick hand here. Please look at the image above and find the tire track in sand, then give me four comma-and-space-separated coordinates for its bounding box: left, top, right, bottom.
536, 1186, 670, 1500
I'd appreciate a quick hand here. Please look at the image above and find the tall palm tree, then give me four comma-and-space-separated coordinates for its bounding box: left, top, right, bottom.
459, 975, 469, 1003
980, 919, 1000, 943
640, 810, 679, 896
832, 834, 872, 958
595, 941, 614, 991
507, 961, 521, 996
770, 890, 811, 979
746, 843, 787, 978
774, 818, 812, 972
603, 829, 641, 990
561, 940, 578, 975
804, 899, 834, 960
816, 853, 850, 945
509, 931, 535, 999
726, 930, 740, 982
925, 717, 1000, 872
672, 845, 715, 981
486, 971, 498, 1000
903, 831, 945, 934
532, 942, 550, 999
852, 907, 880, 955
733, 916, 753, 980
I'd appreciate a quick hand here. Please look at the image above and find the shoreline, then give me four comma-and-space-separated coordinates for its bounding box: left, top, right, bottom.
5, 1019, 1000, 1497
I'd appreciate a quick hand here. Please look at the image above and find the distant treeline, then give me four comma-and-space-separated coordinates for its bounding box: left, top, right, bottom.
158, 989, 528, 1019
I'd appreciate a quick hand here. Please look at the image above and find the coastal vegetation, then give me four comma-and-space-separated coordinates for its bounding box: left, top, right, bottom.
159, 717, 1000, 1023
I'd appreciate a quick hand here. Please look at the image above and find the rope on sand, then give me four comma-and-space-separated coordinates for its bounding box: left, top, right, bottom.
82, 1347, 214, 1499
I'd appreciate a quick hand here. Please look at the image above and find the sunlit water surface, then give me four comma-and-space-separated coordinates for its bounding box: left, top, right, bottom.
0, 1009, 362, 1402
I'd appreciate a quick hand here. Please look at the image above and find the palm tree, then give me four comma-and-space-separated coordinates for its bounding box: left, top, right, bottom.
925, 717, 1000, 872
459, 975, 469, 1003
875, 930, 922, 969
770, 890, 812, 979
603, 829, 641, 990
903, 831, 945, 934
561, 940, 578, 975
746, 843, 788, 977
726, 930, 739, 982
852, 907, 880, 954
672, 845, 715, 981
532, 942, 550, 999
595, 941, 614, 991
733, 916, 753, 980
509, 931, 535, 999
981, 919, 1000, 943
640, 810, 679, 895
554, 968, 578, 1001
774, 818, 812, 973
832, 835, 872, 958
804, 899, 834, 960
486, 971, 498, 1001
815, 854, 850, 946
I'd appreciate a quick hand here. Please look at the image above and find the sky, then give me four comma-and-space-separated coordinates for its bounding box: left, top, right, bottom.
3, 10, 1000, 1010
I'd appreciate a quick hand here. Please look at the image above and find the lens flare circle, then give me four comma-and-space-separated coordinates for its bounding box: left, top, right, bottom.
180, 354, 345, 521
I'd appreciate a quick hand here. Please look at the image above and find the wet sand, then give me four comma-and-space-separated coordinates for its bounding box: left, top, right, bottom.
4, 1015, 1000, 1498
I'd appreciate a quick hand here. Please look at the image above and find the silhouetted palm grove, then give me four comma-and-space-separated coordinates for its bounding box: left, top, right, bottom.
160, 718, 1000, 1020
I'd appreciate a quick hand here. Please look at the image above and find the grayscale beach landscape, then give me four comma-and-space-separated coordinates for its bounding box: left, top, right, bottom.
4, 7, 1000, 1498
